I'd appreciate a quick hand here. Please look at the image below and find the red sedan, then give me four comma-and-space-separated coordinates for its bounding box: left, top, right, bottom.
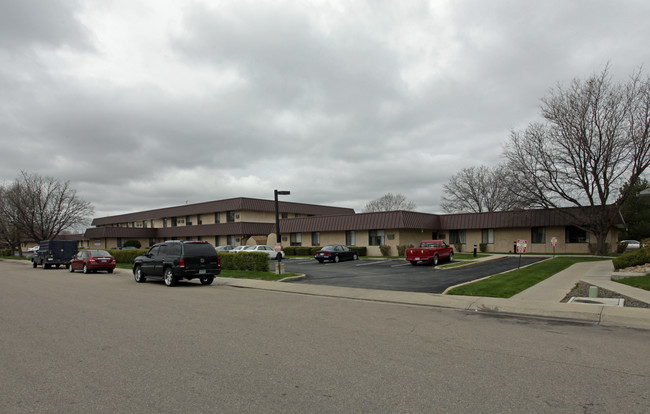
68, 250, 116, 274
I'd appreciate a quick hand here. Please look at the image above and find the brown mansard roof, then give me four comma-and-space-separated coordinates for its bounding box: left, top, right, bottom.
91, 197, 355, 226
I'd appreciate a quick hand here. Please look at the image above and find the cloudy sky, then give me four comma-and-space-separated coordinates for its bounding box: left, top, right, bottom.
1, 0, 649, 220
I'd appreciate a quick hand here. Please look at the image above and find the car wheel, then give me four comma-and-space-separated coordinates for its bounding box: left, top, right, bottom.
83, 264, 89, 274
133, 266, 146, 283
410, 261, 418, 266
200, 275, 214, 285
334, 255, 340, 263
433, 255, 439, 266
163, 267, 177, 287
108, 269, 113, 274
353, 254, 359, 260
68, 264, 74, 273
33, 261, 37, 268
448, 252, 454, 263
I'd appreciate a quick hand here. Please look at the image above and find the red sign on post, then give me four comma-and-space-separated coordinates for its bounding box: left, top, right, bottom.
516, 239, 528, 254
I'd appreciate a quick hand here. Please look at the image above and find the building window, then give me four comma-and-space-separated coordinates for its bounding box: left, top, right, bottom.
150, 219, 155, 228
117, 238, 123, 248
566, 226, 589, 243
163, 218, 167, 228
215, 212, 220, 223
482, 229, 494, 244
531, 227, 546, 244
290, 233, 302, 246
197, 214, 202, 225
226, 211, 235, 223
312, 232, 320, 246
227, 235, 235, 245
449, 230, 466, 244
149, 238, 155, 247
346, 230, 356, 246
171, 217, 177, 227
142, 220, 147, 228
282, 212, 288, 219
369, 230, 385, 246
186, 215, 192, 226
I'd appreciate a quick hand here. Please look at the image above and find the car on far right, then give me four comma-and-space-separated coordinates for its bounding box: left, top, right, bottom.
620, 240, 641, 250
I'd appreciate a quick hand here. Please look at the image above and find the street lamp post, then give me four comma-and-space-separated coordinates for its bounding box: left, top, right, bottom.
274, 190, 290, 274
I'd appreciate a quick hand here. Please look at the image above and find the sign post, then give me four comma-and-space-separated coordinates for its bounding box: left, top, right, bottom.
516, 239, 527, 268
551, 237, 558, 258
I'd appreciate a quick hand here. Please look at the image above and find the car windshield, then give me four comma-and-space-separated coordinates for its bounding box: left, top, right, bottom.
89, 250, 111, 256
184, 243, 219, 256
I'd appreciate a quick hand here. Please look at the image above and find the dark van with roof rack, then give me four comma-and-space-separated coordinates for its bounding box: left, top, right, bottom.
132, 240, 221, 287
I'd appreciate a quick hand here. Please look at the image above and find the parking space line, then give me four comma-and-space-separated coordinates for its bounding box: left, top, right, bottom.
391, 262, 412, 268
355, 260, 393, 266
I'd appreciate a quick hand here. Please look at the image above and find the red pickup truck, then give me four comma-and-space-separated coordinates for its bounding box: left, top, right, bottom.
406, 240, 454, 266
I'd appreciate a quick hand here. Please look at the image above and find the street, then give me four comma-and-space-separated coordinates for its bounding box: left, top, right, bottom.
1, 260, 649, 413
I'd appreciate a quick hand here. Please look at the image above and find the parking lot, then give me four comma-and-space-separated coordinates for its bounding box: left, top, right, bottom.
282, 256, 549, 293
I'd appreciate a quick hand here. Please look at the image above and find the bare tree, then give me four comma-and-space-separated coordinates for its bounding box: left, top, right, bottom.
504, 66, 650, 254
0, 171, 94, 242
0, 187, 23, 255
441, 165, 527, 213
364, 193, 417, 212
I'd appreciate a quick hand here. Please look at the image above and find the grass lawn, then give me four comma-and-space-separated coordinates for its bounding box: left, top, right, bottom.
446, 256, 609, 298
614, 274, 650, 291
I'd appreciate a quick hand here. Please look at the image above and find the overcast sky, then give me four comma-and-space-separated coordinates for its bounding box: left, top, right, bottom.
2, 0, 650, 221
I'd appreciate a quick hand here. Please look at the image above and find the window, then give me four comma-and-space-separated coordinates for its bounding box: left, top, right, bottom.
142, 220, 147, 228
482, 229, 494, 244
150, 219, 155, 228
290, 233, 302, 246
226, 211, 235, 223
163, 218, 168, 228
531, 227, 546, 244
449, 230, 466, 244
215, 212, 220, 223
312, 232, 320, 246
346, 230, 356, 246
566, 226, 589, 243
171, 217, 177, 227
369, 230, 385, 246
227, 235, 235, 245
282, 212, 288, 219
197, 214, 202, 225
186, 215, 192, 226
117, 238, 124, 248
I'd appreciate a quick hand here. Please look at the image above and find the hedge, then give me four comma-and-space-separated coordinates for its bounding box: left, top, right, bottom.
107, 249, 147, 265
613, 247, 649, 270
219, 252, 270, 272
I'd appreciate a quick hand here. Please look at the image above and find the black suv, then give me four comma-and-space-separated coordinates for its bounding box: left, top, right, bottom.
132, 241, 221, 286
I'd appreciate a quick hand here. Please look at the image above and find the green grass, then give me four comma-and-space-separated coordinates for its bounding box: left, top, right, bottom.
446, 256, 608, 298
614, 275, 650, 291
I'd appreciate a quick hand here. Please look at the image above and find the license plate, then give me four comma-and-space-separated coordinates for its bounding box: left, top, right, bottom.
199, 269, 206, 274
414, 257, 420, 261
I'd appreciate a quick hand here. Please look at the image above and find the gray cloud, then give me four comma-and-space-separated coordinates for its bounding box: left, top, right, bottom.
1, 0, 650, 219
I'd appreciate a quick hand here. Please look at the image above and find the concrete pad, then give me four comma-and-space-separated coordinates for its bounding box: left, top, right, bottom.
567, 297, 624, 306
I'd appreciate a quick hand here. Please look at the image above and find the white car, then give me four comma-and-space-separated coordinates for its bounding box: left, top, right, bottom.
620, 240, 641, 250
28, 246, 39, 253
244, 245, 285, 259
228, 246, 248, 253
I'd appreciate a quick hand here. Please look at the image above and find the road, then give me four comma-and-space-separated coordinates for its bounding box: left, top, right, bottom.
283, 256, 547, 293
2, 260, 649, 413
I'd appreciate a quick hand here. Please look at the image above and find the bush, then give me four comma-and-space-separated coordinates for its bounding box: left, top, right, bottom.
479, 243, 488, 253
107, 249, 147, 264
123, 239, 141, 249
0, 249, 11, 256
453, 243, 463, 253
616, 241, 629, 254
350, 246, 366, 256
219, 252, 269, 272
283, 247, 296, 256
294, 247, 313, 256
613, 247, 649, 270
397, 245, 414, 256
379, 245, 391, 256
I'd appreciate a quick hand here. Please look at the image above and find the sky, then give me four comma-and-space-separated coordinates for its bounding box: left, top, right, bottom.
2, 0, 650, 221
